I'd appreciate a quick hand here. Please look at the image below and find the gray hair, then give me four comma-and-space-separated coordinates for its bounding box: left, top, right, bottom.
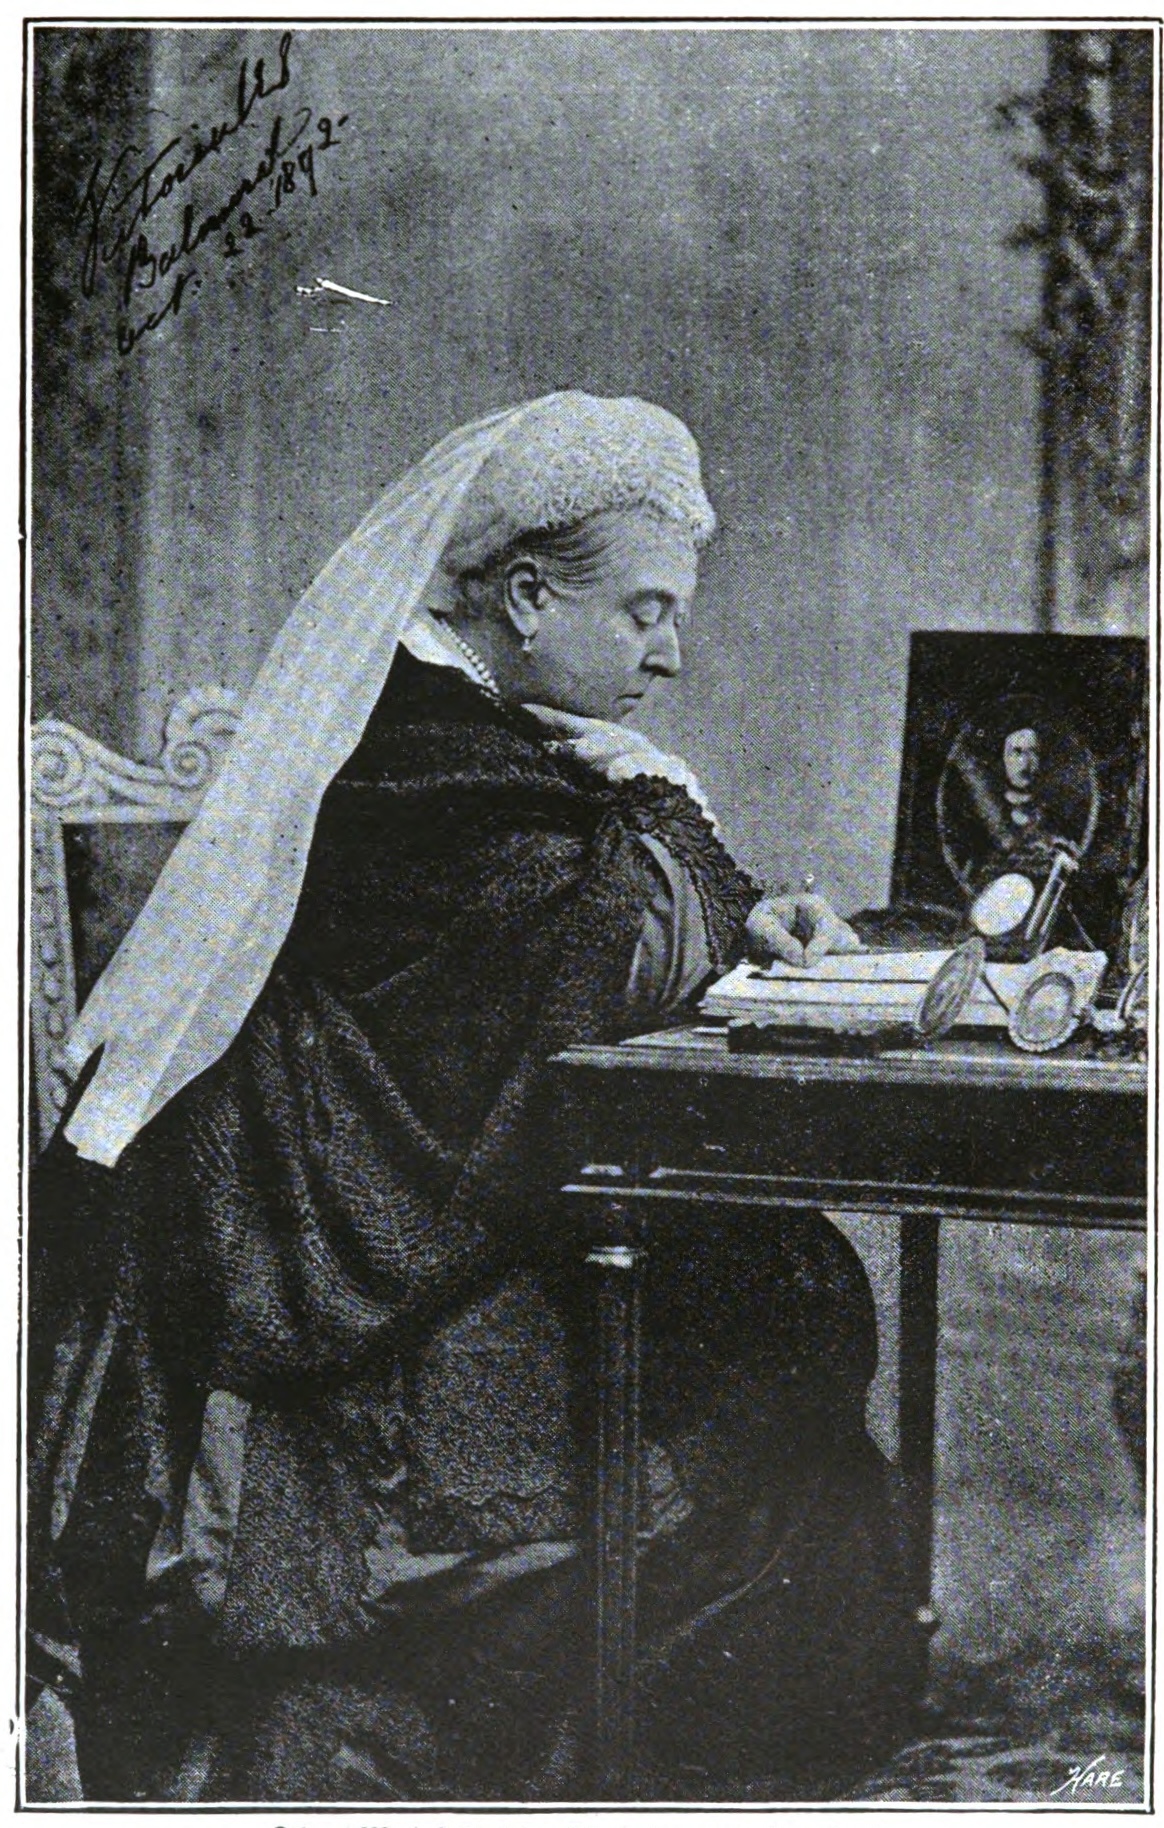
449, 514, 629, 621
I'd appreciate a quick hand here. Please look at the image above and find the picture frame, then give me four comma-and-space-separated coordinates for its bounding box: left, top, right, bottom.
889, 633, 1149, 962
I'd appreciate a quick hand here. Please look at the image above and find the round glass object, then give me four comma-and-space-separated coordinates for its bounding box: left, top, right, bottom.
1008, 969, 1080, 1052
914, 936, 987, 1041
970, 873, 1036, 938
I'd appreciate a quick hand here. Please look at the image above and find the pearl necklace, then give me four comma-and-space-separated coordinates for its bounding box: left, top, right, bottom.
438, 621, 503, 702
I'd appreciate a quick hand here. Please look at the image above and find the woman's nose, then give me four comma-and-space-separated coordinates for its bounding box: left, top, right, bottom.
644, 622, 682, 677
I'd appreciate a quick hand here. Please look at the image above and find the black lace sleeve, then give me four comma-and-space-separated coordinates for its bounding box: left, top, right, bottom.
606, 775, 761, 974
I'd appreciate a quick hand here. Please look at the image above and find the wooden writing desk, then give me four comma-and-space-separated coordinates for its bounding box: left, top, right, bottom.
550, 1027, 1148, 1796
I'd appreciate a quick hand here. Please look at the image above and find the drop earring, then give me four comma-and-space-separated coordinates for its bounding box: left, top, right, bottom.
522, 633, 534, 656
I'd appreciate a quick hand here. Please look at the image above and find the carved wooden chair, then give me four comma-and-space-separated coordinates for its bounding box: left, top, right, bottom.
29, 689, 240, 1150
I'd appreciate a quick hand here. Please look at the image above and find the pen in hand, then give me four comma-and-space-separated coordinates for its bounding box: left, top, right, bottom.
746, 873, 865, 969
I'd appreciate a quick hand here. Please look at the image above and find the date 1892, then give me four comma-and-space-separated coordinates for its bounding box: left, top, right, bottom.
74, 33, 348, 355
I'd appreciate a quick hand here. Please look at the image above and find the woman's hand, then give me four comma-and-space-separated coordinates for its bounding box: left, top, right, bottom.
524, 704, 713, 815
746, 894, 865, 969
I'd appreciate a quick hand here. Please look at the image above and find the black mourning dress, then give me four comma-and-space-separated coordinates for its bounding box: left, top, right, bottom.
30, 651, 916, 1802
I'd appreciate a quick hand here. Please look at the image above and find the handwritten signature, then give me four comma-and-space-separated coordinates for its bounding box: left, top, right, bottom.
73, 32, 348, 355
1049, 1754, 1126, 1797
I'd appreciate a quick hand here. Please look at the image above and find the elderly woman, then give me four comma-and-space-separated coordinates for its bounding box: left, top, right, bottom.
30, 394, 913, 1802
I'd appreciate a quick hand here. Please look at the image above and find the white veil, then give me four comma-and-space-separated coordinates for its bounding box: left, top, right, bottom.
63, 402, 532, 1167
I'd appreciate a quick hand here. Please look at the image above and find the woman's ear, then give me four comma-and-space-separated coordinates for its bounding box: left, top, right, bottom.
501, 560, 543, 644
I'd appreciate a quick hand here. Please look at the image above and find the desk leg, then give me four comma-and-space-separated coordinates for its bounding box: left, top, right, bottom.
587, 1236, 642, 1800
899, 1214, 940, 1649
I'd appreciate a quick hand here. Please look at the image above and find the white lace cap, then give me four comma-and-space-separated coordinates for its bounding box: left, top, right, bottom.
438, 391, 715, 575
63, 391, 712, 1167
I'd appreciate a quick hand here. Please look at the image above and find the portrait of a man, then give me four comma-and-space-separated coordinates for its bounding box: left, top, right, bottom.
894, 637, 1147, 960
936, 694, 1101, 942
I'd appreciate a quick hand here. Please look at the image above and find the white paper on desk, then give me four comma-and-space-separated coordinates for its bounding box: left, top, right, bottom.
709, 977, 941, 1008
700, 955, 953, 1023
699, 948, 1107, 1030
757, 951, 951, 983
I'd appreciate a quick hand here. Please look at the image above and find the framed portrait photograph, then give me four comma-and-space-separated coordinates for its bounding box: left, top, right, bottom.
890, 632, 1148, 961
